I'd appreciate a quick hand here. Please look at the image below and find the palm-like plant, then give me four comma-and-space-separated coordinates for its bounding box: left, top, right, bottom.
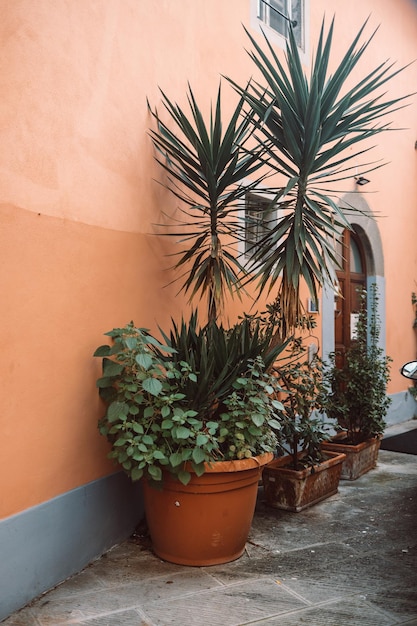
159, 312, 286, 420
148, 84, 267, 323
229, 18, 409, 339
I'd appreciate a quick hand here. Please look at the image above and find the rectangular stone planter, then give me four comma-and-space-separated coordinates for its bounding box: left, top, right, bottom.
321, 433, 381, 480
262, 451, 346, 512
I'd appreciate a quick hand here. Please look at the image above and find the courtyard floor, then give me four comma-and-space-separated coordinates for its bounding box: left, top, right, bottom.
3, 421, 417, 626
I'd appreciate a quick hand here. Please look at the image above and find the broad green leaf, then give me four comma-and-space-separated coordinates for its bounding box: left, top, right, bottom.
107, 401, 129, 423
148, 465, 162, 481
142, 377, 163, 396
251, 413, 265, 427
125, 337, 138, 350
196, 433, 209, 446
102, 359, 124, 377
192, 461, 206, 477
178, 469, 192, 485
169, 452, 183, 467
144, 406, 154, 418
135, 353, 153, 370
192, 446, 206, 465
161, 405, 171, 418
175, 426, 192, 439
93, 345, 111, 357
96, 376, 117, 389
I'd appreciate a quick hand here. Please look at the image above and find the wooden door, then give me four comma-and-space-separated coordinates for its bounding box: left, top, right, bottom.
334, 230, 366, 366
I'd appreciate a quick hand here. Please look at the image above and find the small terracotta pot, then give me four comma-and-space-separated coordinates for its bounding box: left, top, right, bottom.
142, 452, 273, 566
321, 433, 381, 480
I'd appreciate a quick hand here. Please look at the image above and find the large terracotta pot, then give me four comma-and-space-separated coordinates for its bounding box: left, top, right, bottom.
321, 433, 381, 480
262, 451, 346, 512
142, 452, 273, 566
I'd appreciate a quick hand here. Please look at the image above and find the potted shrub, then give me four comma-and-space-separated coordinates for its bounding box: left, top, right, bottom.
322, 284, 392, 479
96, 81, 282, 565
262, 330, 346, 512
95, 314, 285, 565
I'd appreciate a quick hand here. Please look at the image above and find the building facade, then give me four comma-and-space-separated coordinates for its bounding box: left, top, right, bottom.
1, 0, 416, 618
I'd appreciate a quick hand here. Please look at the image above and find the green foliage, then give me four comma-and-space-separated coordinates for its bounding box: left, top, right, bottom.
228, 19, 410, 336
95, 316, 285, 485
159, 311, 287, 418
149, 18, 409, 340
274, 337, 329, 470
323, 284, 392, 444
95, 18, 407, 485
148, 84, 266, 323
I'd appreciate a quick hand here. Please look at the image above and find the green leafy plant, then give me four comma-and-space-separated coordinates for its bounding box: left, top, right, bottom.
95, 316, 285, 485
273, 336, 329, 470
323, 284, 392, 444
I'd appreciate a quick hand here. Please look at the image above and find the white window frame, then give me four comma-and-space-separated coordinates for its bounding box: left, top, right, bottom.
250, 0, 309, 64
240, 189, 280, 270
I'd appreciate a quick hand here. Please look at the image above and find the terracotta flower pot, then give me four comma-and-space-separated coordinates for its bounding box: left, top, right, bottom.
142, 452, 273, 566
262, 451, 346, 512
321, 433, 381, 480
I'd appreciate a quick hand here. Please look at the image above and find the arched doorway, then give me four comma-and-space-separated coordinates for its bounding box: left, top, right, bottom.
321, 192, 386, 364
334, 229, 367, 367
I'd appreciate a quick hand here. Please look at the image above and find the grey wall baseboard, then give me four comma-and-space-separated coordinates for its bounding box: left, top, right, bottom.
0, 472, 143, 622
386, 391, 417, 426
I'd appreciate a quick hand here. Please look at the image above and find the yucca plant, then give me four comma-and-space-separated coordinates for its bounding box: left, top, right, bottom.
159, 312, 287, 419
229, 18, 409, 341
148, 84, 267, 323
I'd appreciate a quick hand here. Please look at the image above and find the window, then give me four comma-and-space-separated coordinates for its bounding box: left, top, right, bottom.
350, 237, 364, 274
256, 0, 305, 51
244, 193, 276, 259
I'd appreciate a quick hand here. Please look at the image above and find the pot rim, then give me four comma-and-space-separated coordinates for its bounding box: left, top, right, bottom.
202, 451, 274, 474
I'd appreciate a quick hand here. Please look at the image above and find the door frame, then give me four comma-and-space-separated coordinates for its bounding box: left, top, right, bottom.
322, 192, 386, 363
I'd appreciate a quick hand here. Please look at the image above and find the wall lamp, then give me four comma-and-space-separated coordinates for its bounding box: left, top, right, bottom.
355, 176, 370, 186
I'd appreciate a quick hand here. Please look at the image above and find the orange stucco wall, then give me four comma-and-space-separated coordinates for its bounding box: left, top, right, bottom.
1, 0, 416, 518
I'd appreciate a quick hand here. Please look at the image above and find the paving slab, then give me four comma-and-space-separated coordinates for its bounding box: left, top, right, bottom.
142, 579, 308, 625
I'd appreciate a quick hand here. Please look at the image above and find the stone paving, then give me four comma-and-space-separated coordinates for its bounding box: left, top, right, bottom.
3, 427, 417, 626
